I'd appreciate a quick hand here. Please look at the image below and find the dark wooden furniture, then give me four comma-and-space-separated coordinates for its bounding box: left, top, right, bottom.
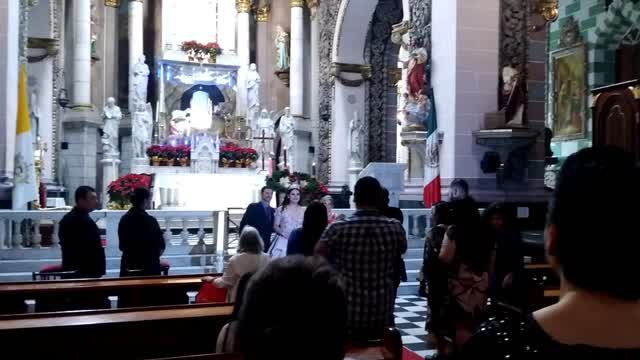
0, 303, 233, 359
0, 273, 219, 314
592, 80, 640, 163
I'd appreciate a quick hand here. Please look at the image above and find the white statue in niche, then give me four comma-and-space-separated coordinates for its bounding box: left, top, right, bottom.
275, 26, 290, 71
246, 63, 261, 120
101, 97, 122, 156
189, 91, 213, 130
348, 110, 363, 166
132, 55, 150, 110
132, 103, 153, 159
256, 108, 275, 138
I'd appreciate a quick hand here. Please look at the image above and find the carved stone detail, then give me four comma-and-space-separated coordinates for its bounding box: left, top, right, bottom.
559, 16, 582, 48
501, 0, 528, 67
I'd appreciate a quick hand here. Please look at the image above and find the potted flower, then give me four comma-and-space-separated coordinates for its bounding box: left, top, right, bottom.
242, 148, 258, 167
180, 40, 199, 62
175, 145, 191, 167
146, 145, 162, 166
107, 173, 152, 209
160, 145, 177, 166
205, 42, 222, 63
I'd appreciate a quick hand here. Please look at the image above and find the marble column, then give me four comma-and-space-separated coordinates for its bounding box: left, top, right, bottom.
128, 0, 144, 112
236, 0, 252, 118
308, 0, 320, 173
71, 0, 92, 107
255, 4, 270, 112
289, 0, 304, 118
0, 0, 20, 181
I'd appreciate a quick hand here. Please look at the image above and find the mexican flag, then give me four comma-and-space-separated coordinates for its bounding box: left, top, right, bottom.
12, 64, 38, 209
423, 89, 441, 208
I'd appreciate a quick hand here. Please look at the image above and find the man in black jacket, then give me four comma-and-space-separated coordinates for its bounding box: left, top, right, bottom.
239, 187, 275, 250
118, 187, 166, 276
58, 186, 105, 278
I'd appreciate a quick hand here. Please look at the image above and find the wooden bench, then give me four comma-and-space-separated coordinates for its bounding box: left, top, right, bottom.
0, 273, 219, 314
0, 303, 233, 359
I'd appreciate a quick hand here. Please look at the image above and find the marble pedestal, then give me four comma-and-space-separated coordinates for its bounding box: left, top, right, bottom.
62, 109, 100, 205
400, 131, 427, 185
101, 155, 121, 207
347, 165, 363, 209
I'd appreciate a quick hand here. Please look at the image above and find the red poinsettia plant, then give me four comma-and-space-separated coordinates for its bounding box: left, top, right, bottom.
146, 145, 191, 160
181, 41, 222, 57
220, 143, 258, 164
107, 173, 152, 208
205, 42, 222, 56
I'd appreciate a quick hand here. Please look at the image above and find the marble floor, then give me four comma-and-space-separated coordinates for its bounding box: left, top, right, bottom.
395, 295, 435, 358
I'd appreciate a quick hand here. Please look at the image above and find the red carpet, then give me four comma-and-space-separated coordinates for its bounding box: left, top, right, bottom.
403, 347, 423, 360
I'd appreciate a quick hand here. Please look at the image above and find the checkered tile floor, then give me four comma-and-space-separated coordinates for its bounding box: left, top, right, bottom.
395, 295, 435, 359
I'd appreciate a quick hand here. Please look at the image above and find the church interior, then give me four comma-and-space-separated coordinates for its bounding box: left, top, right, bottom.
0, 0, 639, 358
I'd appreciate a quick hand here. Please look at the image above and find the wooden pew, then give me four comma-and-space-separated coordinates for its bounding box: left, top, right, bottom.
0, 273, 219, 314
0, 303, 233, 359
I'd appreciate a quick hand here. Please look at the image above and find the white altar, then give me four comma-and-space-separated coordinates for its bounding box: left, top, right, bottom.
139, 166, 264, 210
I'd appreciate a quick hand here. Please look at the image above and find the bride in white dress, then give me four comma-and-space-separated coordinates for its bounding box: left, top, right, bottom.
268, 187, 305, 258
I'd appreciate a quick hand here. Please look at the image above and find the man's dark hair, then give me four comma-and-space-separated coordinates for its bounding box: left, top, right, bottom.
239, 256, 346, 360
354, 176, 382, 207
450, 178, 469, 195
381, 188, 390, 207
75, 186, 96, 203
548, 146, 640, 301
129, 187, 151, 208
260, 186, 271, 194
300, 201, 328, 256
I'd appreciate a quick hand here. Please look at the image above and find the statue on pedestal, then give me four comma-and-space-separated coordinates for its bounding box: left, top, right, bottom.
132, 103, 153, 159
256, 108, 275, 138
501, 63, 526, 127
101, 97, 122, 156
246, 63, 261, 122
278, 107, 295, 167
132, 55, 150, 110
348, 111, 363, 166
275, 26, 290, 72
407, 47, 428, 98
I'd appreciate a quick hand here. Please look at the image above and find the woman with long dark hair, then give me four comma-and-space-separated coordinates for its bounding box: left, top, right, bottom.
287, 201, 329, 256
268, 186, 305, 258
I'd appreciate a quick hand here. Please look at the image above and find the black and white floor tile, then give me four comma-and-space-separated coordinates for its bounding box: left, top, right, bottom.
394, 295, 436, 358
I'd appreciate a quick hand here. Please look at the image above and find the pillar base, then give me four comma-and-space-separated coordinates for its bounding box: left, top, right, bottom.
347, 167, 363, 209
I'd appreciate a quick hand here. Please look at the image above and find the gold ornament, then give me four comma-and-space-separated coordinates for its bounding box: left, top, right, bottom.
256, 4, 270, 22
291, 0, 305, 7
236, 0, 253, 13
306, 0, 320, 9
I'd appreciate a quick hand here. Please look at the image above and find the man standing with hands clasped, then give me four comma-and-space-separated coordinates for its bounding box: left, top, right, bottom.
240, 187, 276, 251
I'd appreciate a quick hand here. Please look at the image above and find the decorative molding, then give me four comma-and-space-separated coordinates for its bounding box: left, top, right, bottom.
27, 37, 60, 63
330, 62, 372, 87
317, 0, 340, 183
500, 0, 528, 113
236, 0, 252, 13
307, 0, 319, 18
291, 0, 304, 7
559, 16, 582, 48
255, 4, 269, 22
105, 0, 120, 6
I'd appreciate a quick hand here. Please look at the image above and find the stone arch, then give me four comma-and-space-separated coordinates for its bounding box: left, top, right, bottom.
593, 0, 640, 85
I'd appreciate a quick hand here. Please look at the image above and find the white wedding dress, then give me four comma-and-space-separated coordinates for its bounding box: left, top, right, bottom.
268, 206, 304, 258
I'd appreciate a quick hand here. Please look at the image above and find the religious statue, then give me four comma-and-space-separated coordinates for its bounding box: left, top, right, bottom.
101, 97, 122, 156
28, 84, 40, 144
391, 20, 411, 51
256, 108, 275, 138
348, 111, 363, 166
278, 107, 295, 167
275, 26, 290, 71
407, 47, 428, 98
132, 103, 153, 159
170, 109, 191, 137
246, 63, 261, 121
132, 55, 150, 111
501, 63, 526, 127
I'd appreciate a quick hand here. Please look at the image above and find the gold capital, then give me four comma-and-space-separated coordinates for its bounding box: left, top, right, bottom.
256, 4, 270, 22
291, 0, 304, 7
236, 0, 253, 13
306, 0, 319, 9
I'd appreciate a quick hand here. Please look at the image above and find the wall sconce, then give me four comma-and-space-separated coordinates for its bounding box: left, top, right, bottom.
530, 0, 559, 32
58, 88, 70, 108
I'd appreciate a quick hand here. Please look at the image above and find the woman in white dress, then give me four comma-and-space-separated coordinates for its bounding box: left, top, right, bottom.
268, 187, 305, 258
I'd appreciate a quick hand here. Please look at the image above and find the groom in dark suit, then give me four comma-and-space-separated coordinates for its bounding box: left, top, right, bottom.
240, 186, 275, 250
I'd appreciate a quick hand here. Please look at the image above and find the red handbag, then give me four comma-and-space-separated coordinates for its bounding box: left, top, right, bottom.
195, 282, 228, 303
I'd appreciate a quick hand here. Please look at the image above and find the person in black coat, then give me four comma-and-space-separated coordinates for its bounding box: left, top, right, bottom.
239, 187, 275, 251
118, 187, 166, 277
379, 188, 407, 289
58, 186, 105, 278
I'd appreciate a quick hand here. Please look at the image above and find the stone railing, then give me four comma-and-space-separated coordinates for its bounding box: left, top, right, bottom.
0, 210, 225, 252
0, 208, 431, 255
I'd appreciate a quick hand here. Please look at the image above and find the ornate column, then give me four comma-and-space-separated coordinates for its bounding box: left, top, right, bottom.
0, 0, 20, 181
308, 0, 320, 173
236, 0, 252, 117
71, 0, 92, 107
128, 0, 144, 112
289, 0, 304, 118
255, 4, 270, 111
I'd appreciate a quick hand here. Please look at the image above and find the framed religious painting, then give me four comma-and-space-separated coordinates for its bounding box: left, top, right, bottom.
550, 43, 588, 141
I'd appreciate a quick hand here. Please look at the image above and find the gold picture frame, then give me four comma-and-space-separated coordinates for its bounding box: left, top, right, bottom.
550, 43, 588, 141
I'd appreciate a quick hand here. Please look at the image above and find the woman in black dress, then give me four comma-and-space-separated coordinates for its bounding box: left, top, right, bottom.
458, 147, 640, 359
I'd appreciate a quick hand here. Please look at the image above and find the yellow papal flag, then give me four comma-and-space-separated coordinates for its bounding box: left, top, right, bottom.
12, 64, 38, 209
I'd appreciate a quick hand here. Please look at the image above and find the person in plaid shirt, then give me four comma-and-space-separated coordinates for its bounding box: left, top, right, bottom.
316, 176, 407, 340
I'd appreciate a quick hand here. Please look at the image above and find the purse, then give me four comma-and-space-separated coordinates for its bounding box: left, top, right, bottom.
195, 282, 228, 303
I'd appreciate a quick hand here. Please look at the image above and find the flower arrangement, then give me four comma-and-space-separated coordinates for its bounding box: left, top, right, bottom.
146, 145, 191, 166
266, 170, 329, 205
107, 173, 152, 209
180, 41, 222, 63
220, 143, 258, 168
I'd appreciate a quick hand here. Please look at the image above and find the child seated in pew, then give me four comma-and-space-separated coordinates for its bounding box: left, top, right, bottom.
238, 256, 347, 360
203, 226, 270, 302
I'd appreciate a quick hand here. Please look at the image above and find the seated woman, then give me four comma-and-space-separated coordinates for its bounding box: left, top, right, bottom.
216, 272, 254, 354
287, 201, 328, 256
203, 226, 269, 302
458, 147, 640, 359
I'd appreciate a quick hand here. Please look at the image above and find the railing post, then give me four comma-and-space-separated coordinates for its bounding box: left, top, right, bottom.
164, 217, 173, 245
197, 217, 205, 245
32, 220, 42, 248
52, 220, 60, 248
12, 219, 23, 248
218, 211, 227, 255
181, 218, 189, 245
412, 213, 419, 236
104, 212, 120, 254
0, 219, 7, 249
